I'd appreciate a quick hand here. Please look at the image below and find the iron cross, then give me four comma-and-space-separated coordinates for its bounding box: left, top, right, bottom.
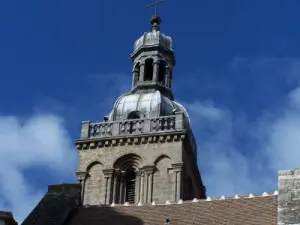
146, 0, 166, 16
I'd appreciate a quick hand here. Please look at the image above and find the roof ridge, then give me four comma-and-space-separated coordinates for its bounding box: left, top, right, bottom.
82, 190, 278, 208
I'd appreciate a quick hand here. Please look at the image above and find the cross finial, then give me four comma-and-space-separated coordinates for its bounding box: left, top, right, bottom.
146, 0, 166, 17
146, 0, 166, 31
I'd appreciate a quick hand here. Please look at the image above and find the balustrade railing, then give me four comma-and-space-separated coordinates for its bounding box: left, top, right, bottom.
81, 112, 186, 139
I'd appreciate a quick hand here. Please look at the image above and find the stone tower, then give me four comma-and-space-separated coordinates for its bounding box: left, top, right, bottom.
74, 15, 206, 206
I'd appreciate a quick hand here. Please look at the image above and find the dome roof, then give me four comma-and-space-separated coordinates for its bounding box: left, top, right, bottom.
134, 30, 173, 52
107, 91, 190, 126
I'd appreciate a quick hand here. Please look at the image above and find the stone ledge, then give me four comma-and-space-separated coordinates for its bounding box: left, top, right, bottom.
75, 132, 186, 150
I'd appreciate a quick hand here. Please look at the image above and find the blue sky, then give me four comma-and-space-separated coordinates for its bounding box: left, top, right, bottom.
1, 0, 300, 222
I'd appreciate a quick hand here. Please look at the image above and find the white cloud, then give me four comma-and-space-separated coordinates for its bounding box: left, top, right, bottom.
187, 83, 300, 198
0, 114, 77, 223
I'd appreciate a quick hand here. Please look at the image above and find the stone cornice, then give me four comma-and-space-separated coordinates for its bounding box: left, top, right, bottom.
74, 131, 186, 151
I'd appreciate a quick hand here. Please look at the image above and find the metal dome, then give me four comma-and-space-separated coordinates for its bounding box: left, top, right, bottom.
107, 90, 190, 127
134, 30, 173, 52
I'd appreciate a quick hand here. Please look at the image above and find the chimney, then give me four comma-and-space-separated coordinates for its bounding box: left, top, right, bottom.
0, 211, 18, 225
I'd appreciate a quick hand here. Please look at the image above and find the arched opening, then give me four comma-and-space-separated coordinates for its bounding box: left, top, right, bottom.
84, 162, 104, 205
113, 154, 143, 204
144, 58, 154, 81
158, 61, 166, 84
124, 168, 136, 204
127, 111, 144, 120
133, 63, 140, 86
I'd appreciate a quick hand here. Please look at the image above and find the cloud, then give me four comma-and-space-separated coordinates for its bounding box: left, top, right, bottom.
0, 114, 77, 223
185, 58, 300, 198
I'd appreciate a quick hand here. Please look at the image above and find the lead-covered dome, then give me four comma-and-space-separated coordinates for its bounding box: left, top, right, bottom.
107, 91, 190, 127
134, 30, 172, 52
133, 15, 173, 53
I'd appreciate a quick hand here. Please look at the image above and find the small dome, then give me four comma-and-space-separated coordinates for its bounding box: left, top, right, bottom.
134, 30, 173, 52
107, 91, 190, 127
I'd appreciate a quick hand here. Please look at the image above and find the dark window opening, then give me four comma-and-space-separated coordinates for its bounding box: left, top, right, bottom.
133, 63, 140, 86
127, 111, 143, 120
158, 61, 166, 84
144, 59, 154, 81
125, 168, 136, 204
169, 70, 173, 88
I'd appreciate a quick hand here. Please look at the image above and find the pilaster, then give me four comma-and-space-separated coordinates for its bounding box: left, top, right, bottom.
172, 162, 184, 202
75, 171, 88, 205
153, 60, 160, 82
139, 62, 145, 82
103, 169, 114, 204
143, 165, 155, 203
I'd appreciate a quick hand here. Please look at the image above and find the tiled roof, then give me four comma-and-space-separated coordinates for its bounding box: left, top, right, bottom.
21, 184, 81, 225
66, 194, 277, 225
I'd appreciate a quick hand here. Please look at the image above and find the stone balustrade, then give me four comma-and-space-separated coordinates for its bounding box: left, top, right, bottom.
80, 112, 186, 139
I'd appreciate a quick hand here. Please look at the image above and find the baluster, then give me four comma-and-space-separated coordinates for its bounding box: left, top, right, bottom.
120, 123, 125, 134
126, 122, 131, 134
101, 125, 106, 136
132, 121, 136, 134
158, 119, 163, 131
107, 124, 112, 135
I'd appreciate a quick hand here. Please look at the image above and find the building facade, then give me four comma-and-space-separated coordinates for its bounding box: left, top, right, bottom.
75, 15, 206, 206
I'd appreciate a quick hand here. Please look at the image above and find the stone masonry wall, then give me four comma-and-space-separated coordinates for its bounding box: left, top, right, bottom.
278, 168, 300, 225
78, 140, 183, 205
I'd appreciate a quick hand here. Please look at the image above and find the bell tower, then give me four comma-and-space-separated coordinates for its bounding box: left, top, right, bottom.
75, 13, 206, 206
131, 15, 175, 100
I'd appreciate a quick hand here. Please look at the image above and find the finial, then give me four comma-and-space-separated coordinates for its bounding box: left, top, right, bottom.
147, 0, 166, 31
150, 15, 162, 31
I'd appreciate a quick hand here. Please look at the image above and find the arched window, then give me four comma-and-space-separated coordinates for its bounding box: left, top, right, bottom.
158, 61, 166, 84
127, 111, 144, 120
124, 168, 136, 204
113, 154, 143, 204
144, 58, 154, 81
133, 63, 140, 86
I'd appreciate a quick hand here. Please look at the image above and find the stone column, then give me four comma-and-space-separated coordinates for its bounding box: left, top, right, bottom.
172, 163, 184, 202
143, 166, 155, 203
112, 170, 120, 204
135, 171, 141, 204
165, 66, 172, 87
139, 62, 145, 82
103, 169, 114, 205
278, 168, 300, 225
119, 171, 125, 204
153, 60, 160, 82
140, 172, 145, 203
76, 171, 88, 205
132, 65, 140, 87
